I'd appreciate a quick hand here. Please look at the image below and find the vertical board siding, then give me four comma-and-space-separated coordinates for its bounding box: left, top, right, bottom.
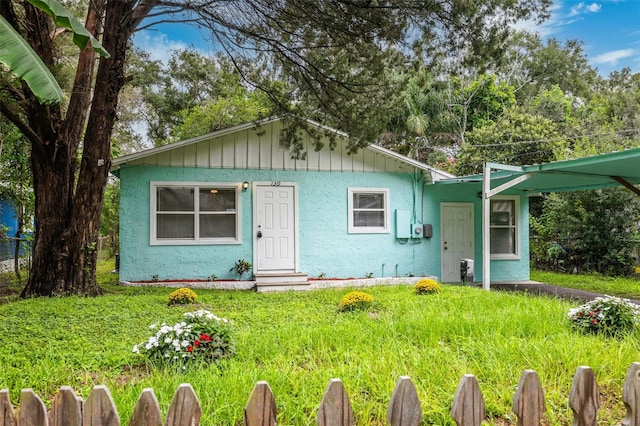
118, 120, 435, 176
235, 132, 248, 170
195, 140, 210, 168
183, 143, 197, 167
5, 365, 640, 425
221, 133, 236, 168
156, 151, 171, 166
209, 136, 223, 168
259, 128, 272, 170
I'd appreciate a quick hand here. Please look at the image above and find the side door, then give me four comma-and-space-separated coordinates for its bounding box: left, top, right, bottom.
441, 203, 474, 282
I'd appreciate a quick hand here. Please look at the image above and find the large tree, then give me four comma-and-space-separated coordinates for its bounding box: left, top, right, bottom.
0, 0, 551, 297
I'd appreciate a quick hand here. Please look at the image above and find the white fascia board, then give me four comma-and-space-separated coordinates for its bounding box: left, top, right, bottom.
111, 117, 283, 169
485, 162, 524, 173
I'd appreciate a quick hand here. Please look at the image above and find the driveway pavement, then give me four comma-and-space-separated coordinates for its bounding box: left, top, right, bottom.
490, 281, 640, 305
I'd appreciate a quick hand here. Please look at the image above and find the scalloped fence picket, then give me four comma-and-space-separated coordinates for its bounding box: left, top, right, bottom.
2, 362, 640, 425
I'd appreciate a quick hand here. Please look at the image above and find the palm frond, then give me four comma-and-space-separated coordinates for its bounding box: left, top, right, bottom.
28, 0, 110, 58
0, 15, 64, 104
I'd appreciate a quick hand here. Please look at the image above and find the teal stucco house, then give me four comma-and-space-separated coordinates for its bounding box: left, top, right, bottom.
112, 117, 531, 289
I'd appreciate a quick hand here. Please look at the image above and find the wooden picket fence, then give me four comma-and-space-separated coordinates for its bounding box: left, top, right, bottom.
2, 362, 640, 425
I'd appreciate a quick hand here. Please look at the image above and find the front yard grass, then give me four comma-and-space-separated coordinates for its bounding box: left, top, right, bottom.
531, 269, 640, 299
1, 261, 639, 424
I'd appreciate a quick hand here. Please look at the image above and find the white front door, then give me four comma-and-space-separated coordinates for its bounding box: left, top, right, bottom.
441, 203, 474, 283
254, 184, 297, 273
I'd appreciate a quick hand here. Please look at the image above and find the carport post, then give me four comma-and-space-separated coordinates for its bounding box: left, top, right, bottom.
482, 163, 491, 291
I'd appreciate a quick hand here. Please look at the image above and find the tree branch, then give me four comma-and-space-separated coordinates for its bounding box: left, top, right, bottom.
62, 0, 106, 153
0, 100, 44, 148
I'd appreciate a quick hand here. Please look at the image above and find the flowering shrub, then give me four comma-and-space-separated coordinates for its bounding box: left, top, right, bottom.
414, 278, 441, 295
338, 291, 375, 312
568, 296, 640, 336
133, 310, 234, 366
167, 288, 198, 306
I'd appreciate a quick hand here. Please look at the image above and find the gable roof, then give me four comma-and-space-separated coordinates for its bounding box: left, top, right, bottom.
435, 147, 640, 194
111, 117, 454, 181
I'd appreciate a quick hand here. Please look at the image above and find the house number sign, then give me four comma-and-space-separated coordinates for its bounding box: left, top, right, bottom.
270, 181, 281, 186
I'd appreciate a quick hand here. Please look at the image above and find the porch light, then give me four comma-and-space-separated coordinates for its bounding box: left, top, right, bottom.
243, 181, 250, 191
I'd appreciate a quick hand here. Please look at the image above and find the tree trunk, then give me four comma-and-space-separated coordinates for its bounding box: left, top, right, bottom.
20, 0, 146, 297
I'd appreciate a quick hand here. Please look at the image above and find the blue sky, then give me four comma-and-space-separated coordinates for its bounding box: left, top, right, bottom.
519, 0, 640, 75
134, 0, 639, 77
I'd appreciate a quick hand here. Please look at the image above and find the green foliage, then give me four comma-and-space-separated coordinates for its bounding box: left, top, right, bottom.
27, 0, 109, 57
0, 0, 110, 105
337, 290, 375, 312
523, 38, 598, 101
99, 181, 119, 257
455, 107, 565, 175
568, 296, 640, 337
172, 91, 272, 141
167, 288, 198, 306
532, 189, 640, 276
528, 86, 573, 126
229, 259, 252, 279
133, 309, 234, 367
382, 74, 457, 165
128, 50, 275, 146
0, 15, 63, 104
414, 278, 441, 295
455, 74, 517, 131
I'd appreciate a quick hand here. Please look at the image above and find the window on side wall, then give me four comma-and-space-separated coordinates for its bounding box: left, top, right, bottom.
151, 182, 240, 245
490, 196, 519, 259
348, 188, 390, 234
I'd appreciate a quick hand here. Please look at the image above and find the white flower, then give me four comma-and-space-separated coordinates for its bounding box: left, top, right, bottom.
145, 342, 153, 350
182, 340, 190, 347
165, 337, 173, 343
149, 323, 157, 330
132, 345, 139, 353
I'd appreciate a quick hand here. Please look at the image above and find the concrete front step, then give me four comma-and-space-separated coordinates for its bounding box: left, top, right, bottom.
254, 272, 308, 285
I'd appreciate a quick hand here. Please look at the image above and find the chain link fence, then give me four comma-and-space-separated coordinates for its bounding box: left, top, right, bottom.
0, 237, 31, 273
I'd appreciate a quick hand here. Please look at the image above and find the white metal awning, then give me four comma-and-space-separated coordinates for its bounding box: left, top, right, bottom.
435, 147, 640, 290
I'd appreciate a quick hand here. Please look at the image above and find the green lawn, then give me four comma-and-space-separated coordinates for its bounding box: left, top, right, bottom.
531, 270, 640, 299
0, 262, 639, 424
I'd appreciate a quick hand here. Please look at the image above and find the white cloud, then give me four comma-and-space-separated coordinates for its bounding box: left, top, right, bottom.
132, 31, 191, 64
586, 3, 602, 12
592, 48, 634, 65
570, 2, 602, 16
569, 2, 585, 16
514, 1, 604, 39
513, 2, 567, 38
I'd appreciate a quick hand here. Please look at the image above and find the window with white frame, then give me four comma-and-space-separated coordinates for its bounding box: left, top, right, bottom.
151, 182, 240, 245
490, 197, 519, 258
348, 188, 390, 233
